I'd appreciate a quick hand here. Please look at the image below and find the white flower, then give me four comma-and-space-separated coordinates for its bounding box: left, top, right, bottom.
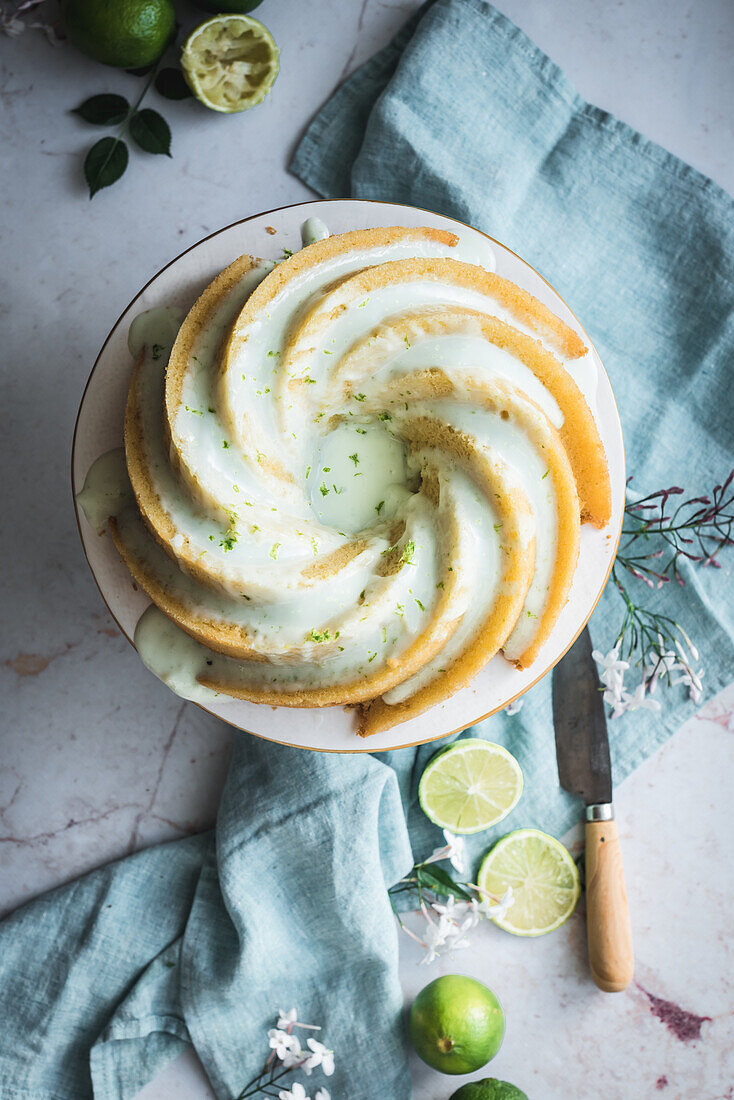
619, 681, 662, 715
314, 1090, 331, 1100
431, 898, 471, 951
276, 1007, 321, 1032
596, 634, 705, 716
593, 647, 630, 709
444, 830, 468, 875
425, 829, 468, 875
481, 886, 514, 922
671, 664, 705, 703
268, 1029, 302, 1064
419, 915, 451, 964
277, 1007, 298, 1029
304, 1038, 335, 1077
1, 15, 24, 36
593, 646, 630, 678
504, 698, 524, 715
461, 897, 483, 930
431, 895, 459, 921
279, 1084, 309, 1100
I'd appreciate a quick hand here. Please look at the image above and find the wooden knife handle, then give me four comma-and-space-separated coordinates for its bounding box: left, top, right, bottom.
585, 818, 634, 992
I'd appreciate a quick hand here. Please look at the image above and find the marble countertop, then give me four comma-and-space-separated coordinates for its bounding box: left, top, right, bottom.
1, 0, 733, 1097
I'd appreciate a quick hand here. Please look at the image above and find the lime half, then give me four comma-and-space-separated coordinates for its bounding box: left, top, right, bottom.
181, 15, 279, 113
418, 739, 523, 835
478, 829, 580, 936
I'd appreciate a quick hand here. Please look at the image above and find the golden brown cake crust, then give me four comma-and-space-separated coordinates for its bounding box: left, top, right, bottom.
112, 225, 609, 736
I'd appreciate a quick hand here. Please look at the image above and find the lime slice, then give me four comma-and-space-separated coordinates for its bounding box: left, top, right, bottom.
418, 739, 523, 835
478, 829, 580, 936
181, 15, 279, 113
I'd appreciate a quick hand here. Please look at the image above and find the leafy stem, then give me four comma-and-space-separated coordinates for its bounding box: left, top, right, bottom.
617, 471, 733, 586
74, 43, 189, 196
603, 471, 732, 703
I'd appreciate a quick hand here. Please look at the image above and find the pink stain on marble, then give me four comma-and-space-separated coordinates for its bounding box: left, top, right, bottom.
637, 984, 712, 1043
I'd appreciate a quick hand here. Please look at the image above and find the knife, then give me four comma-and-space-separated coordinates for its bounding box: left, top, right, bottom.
552, 626, 634, 992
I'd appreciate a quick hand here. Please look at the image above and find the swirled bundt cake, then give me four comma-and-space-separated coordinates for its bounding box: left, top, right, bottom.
108, 225, 610, 736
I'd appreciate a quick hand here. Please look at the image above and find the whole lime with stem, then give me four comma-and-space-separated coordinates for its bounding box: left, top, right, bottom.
62, 0, 175, 69
409, 975, 505, 1075
450, 1079, 528, 1100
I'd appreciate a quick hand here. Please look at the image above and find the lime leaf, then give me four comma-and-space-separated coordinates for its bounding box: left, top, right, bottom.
72, 94, 129, 126
129, 109, 172, 156
84, 137, 129, 198
416, 864, 472, 901
155, 67, 193, 100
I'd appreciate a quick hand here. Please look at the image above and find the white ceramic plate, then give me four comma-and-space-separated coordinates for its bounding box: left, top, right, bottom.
72, 199, 625, 753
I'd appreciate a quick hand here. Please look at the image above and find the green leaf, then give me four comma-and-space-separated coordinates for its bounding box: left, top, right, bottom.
84, 137, 129, 198
129, 109, 172, 156
155, 67, 192, 100
72, 94, 129, 126
415, 864, 472, 901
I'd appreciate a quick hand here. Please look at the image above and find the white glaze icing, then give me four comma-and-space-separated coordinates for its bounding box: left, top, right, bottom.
78, 220, 594, 709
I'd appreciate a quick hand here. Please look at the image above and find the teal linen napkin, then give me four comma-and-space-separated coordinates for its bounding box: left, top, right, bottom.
291, 0, 734, 852
1, 3, 733, 1097
0, 741, 413, 1100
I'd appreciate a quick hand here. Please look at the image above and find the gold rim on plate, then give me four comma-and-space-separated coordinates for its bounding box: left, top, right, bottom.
71, 198, 625, 754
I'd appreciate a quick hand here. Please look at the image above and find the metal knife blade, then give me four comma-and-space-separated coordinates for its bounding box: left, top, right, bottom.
552, 626, 612, 806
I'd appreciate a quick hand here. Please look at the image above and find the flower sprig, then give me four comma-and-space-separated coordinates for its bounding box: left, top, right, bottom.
389, 830, 513, 965
616, 471, 733, 586
234, 1009, 334, 1100
597, 471, 733, 717
0, 0, 59, 41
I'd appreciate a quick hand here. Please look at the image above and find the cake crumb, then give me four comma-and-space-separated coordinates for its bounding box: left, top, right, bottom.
265, 226, 277, 235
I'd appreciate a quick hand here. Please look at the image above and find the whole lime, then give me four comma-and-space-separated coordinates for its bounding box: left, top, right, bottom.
409, 975, 505, 1075
450, 1078, 528, 1100
192, 0, 263, 12
62, 0, 175, 68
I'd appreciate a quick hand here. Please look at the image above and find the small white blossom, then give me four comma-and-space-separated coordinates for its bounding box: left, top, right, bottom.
433, 900, 470, 951
268, 1029, 302, 1064
618, 681, 662, 716
419, 913, 452, 964
444, 830, 468, 876
593, 647, 630, 710
481, 886, 514, 922
277, 1008, 298, 1029
314, 1090, 331, 1100
419, 906, 471, 964
304, 1038, 335, 1077
461, 897, 483, 930
596, 634, 705, 716
425, 830, 468, 875
592, 646, 630, 678
671, 665, 704, 703
431, 895, 459, 920
279, 1084, 309, 1100
504, 698, 524, 715
276, 1007, 321, 1032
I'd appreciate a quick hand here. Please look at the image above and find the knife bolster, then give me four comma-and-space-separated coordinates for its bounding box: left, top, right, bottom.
586, 802, 614, 822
